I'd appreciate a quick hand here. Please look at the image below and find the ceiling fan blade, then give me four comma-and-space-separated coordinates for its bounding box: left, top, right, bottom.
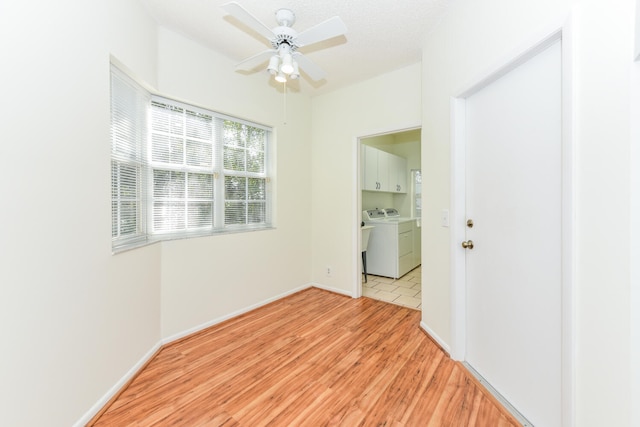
293, 52, 326, 81
235, 50, 276, 71
221, 2, 275, 41
295, 16, 347, 47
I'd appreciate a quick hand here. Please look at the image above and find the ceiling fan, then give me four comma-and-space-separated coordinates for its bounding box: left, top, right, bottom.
221, 2, 347, 83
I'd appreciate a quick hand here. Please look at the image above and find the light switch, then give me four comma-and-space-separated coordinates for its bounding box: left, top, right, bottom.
441, 209, 449, 227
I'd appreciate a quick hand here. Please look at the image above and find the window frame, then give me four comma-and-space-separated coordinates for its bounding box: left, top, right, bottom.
110, 64, 274, 254
221, 118, 271, 230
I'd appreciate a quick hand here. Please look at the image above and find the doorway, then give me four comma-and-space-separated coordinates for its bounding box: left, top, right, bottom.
358, 129, 422, 309
451, 31, 574, 427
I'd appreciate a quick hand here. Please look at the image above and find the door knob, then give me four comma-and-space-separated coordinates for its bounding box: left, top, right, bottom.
461, 240, 474, 249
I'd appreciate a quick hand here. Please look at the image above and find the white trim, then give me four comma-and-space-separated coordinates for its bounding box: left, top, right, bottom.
630, 6, 640, 423
312, 282, 354, 297
450, 19, 575, 427
455, 35, 562, 100
635, 0, 640, 61
560, 14, 577, 427
453, 15, 569, 99
462, 362, 533, 427
355, 124, 423, 141
420, 321, 451, 354
352, 123, 422, 299
450, 97, 466, 361
161, 283, 313, 344
73, 341, 163, 427
353, 135, 362, 298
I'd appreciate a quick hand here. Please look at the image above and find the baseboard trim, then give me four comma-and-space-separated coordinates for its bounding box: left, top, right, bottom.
76, 283, 314, 426
161, 283, 313, 344
419, 321, 451, 355
461, 361, 532, 426
310, 282, 354, 297
75, 341, 162, 427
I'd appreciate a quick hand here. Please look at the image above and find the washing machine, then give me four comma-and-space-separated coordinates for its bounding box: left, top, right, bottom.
362, 208, 417, 279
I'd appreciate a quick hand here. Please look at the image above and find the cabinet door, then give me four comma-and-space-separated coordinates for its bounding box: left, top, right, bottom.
363, 145, 378, 191
389, 155, 407, 193
363, 145, 391, 192
398, 229, 413, 277
412, 220, 421, 268
377, 149, 390, 191
396, 156, 407, 193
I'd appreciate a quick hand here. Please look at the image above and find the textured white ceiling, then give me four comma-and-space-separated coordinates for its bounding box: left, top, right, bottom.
139, 0, 452, 96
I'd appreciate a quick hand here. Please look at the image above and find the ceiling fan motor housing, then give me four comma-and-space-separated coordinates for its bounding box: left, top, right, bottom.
275, 8, 295, 27
271, 26, 298, 51
222, 2, 347, 82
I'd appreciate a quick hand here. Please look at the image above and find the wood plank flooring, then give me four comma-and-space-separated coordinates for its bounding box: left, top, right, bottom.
90, 288, 519, 426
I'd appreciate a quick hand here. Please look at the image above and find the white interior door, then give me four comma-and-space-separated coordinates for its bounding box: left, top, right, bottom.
464, 40, 562, 426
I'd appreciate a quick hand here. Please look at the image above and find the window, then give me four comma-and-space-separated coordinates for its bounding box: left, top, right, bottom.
223, 120, 268, 226
110, 65, 272, 252
411, 169, 422, 219
111, 67, 149, 248
150, 100, 216, 234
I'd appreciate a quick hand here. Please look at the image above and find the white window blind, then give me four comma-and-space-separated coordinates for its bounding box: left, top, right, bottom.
150, 100, 216, 236
223, 120, 269, 227
412, 169, 422, 219
110, 65, 273, 252
110, 67, 150, 250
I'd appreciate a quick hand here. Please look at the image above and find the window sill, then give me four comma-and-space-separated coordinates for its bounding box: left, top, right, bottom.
111, 225, 275, 255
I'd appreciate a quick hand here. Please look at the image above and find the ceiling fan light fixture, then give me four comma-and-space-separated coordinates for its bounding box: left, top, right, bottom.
267, 55, 279, 75
275, 71, 287, 83
222, 2, 347, 86
280, 52, 294, 74
290, 61, 300, 80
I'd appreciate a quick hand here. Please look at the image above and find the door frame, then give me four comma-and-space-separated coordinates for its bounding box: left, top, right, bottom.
631, 5, 640, 422
352, 125, 422, 299
450, 21, 575, 426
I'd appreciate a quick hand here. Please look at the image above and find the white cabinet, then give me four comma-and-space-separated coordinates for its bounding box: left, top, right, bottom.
412, 220, 421, 268
397, 221, 414, 277
389, 155, 408, 193
362, 145, 407, 193
363, 145, 389, 191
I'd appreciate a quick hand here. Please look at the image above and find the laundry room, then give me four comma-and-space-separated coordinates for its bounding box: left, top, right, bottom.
360, 128, 422, 308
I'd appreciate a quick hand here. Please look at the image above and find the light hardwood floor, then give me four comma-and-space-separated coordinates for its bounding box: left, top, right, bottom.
90, 288, 519, 426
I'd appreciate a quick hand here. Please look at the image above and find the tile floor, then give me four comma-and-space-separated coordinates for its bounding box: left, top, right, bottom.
362, 266, 422, 310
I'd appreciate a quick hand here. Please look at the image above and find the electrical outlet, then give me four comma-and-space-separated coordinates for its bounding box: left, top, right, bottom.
326, 266, 332, 277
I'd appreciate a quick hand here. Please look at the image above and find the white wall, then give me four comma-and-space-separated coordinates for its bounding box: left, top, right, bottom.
156, 29, 313, 338
421, 0, 633, 425
362, 191, 394, 212
311, 64, 421, 294
3, 0, 633, 424
0, 1, 161, 425
0, 1, 313, 425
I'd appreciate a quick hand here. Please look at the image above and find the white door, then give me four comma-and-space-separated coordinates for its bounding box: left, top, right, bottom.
464, 40, 562, 426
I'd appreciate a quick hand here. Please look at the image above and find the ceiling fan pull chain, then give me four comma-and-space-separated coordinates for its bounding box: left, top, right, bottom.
283, 81, 287, 126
